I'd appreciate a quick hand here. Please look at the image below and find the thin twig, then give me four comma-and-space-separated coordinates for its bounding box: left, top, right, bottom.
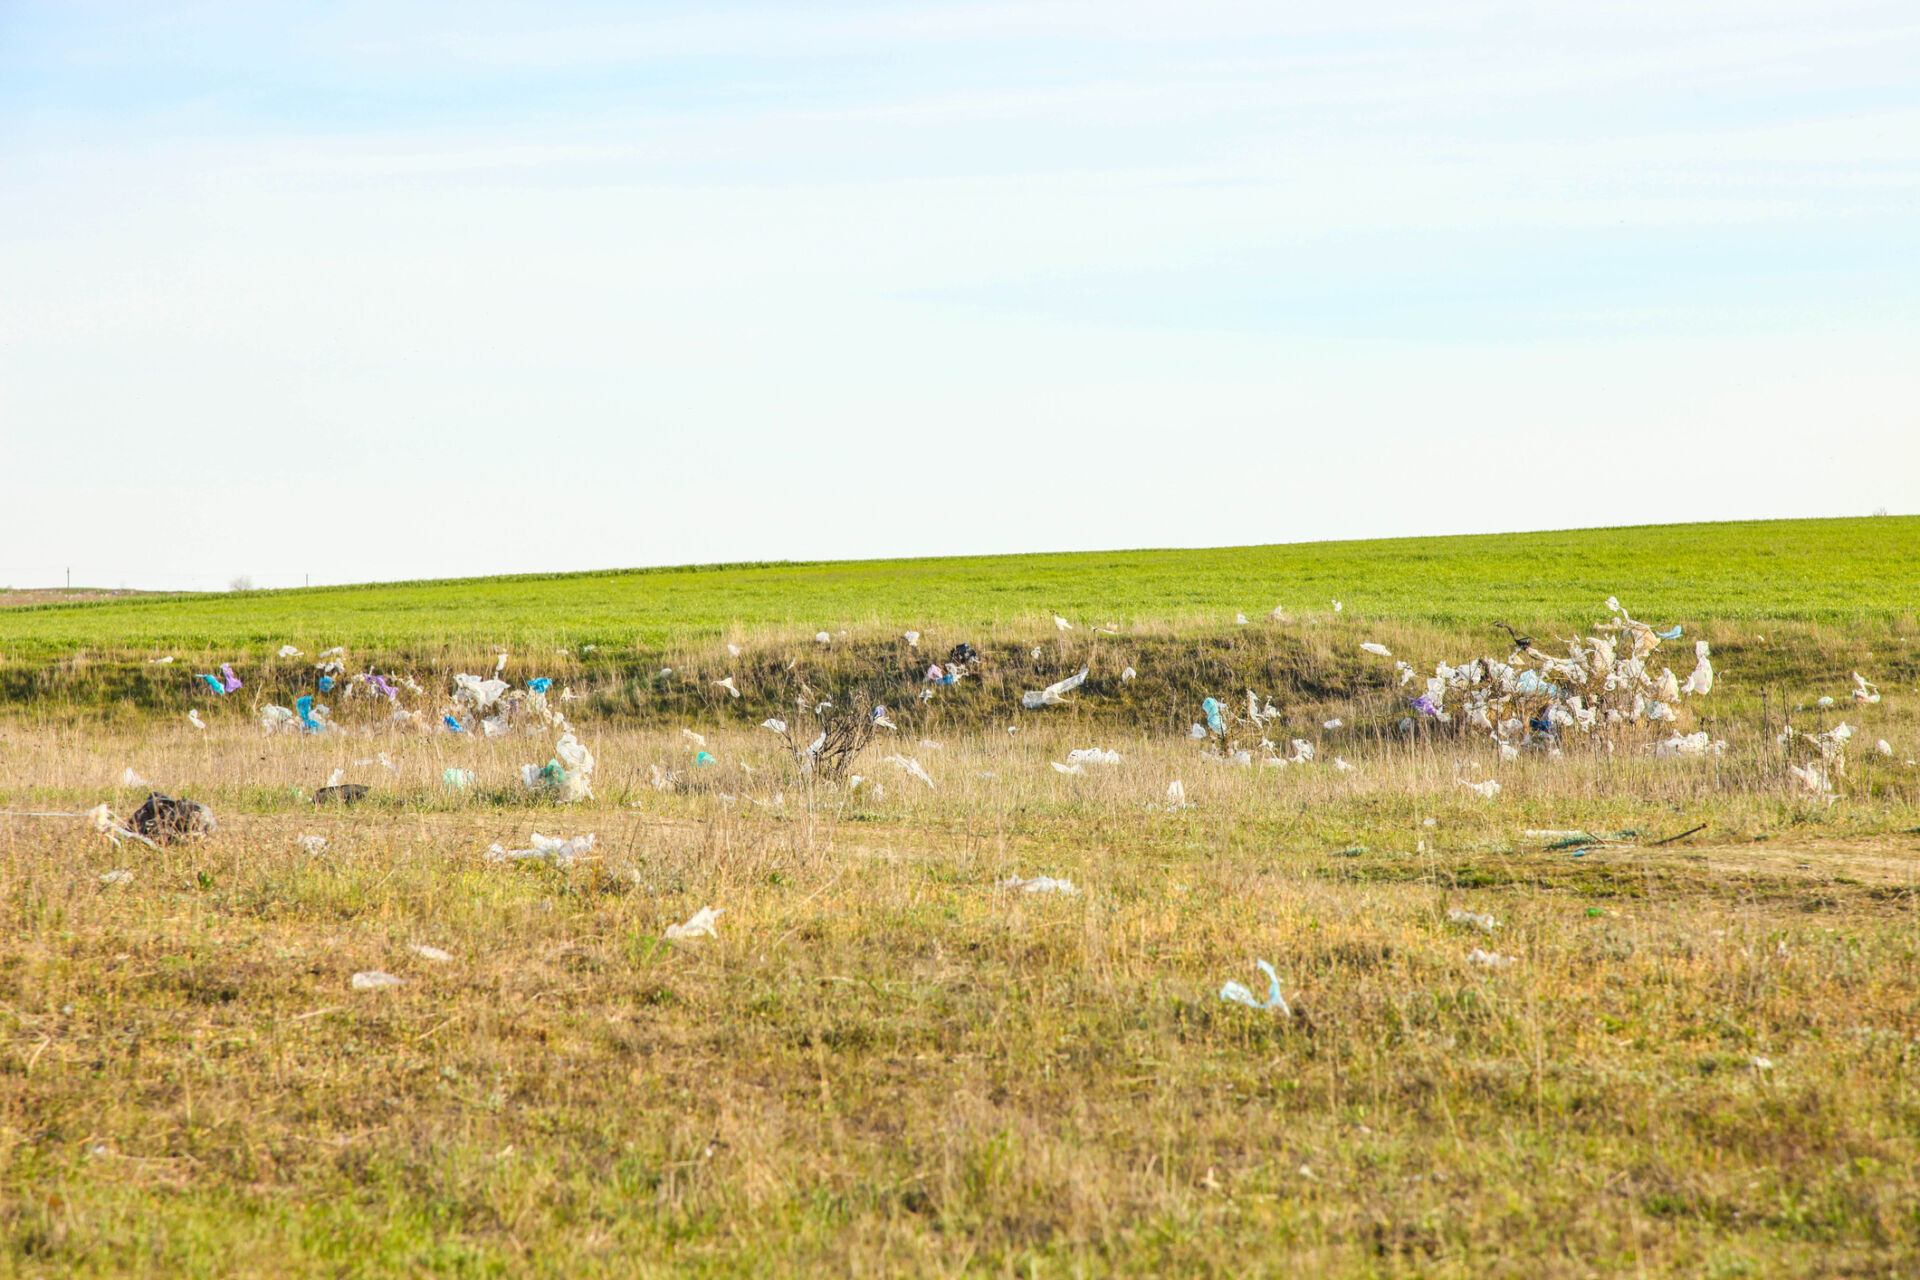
1648, 824, 1707, 847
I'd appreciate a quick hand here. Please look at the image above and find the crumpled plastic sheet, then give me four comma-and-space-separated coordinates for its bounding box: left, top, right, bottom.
486, 832, 596, 867
1448, 908, 1497, 933
1021, 667, 1088, 710
351, 971, 404, 990
1064, 748, 1120, 766
880, 754, 936, 790
453, 674, 509, 710
998, 875, 1078, 895
1220, 960, 1290, 1016
1361, 642, 1392, 657
665, 906, 723, 939
1648, 731, 1726, 757
1201, 697, 1225, 736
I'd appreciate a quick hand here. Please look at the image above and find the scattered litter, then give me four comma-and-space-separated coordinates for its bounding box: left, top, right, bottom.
1852, 672, 1881, 704
527, 676, 553, 694
1877, 739, 1894, 756
713, 677, 740, 698
186, 710, 207, 730
296, 834, 329, 853
129, 793, 217, 842
1323, 718, 1343, 730
726, 643, 742, 657
409, 944, 453, 963
442, 768, 474, 789
1053, 615, 1073, 631
1188, 724, 1207, 739
1816, 696, 1835, 708
1332, 757, 1355, 772
1332, 601, 1342, 612
1361, 642, 1392, 657
1219, 960, 1290, 1016
1121, 667, 1136, 681
1166, 780, 1187, 805
146, 655, 175, 664
1235, 613, 1250, 625
276, 644, 303, 658
998, 875, 1079, 895
1456, 778, 1501, 799
682, 728, 708, 750
761, 718, 787, 733
814, 631, 831, 645
904, 630, 920, 646
1022, 667, 1088, 710
99, 869, 133, 885
1447, 908, 1498, 933
1466, 949, 1515, 969
1751, 1055, 1774, 1072
120, 767, 147, 786
351, 971, 404, 991
665, 906, 722, 940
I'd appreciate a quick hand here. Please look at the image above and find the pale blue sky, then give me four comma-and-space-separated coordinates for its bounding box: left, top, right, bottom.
2, 1, 1916, 589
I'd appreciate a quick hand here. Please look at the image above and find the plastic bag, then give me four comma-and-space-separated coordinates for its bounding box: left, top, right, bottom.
1219, 960, 1290, 1015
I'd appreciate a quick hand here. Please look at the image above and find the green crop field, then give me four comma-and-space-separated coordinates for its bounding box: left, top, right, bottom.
3, 517, 1916, 665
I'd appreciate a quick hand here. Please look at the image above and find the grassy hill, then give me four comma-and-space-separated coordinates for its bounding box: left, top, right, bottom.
1, 517, 1915, 663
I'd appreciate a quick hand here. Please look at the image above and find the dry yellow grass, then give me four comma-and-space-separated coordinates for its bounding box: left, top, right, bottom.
2, 685, 1918, 1276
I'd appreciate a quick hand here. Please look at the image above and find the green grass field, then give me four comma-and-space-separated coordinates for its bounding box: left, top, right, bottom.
3, 517, 1916, 663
